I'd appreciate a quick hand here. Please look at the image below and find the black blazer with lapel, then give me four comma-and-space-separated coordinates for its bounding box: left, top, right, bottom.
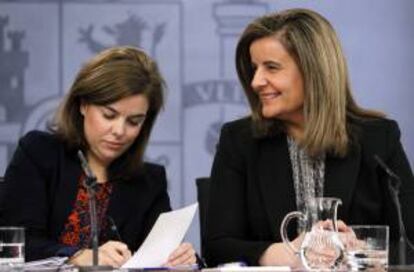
205, 117, 414, 266
0, 131, 171, 261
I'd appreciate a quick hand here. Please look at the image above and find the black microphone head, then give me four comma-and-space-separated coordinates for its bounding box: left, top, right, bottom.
77, 150, 98, 189
374, 154, 401, 190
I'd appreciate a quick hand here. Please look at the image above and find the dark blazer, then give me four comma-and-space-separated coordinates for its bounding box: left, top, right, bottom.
0, 131, 171, 261
205, 117, 414, 266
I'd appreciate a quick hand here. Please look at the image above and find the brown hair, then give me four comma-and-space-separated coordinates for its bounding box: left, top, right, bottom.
51, 46, 165, 180
236, 8, 383, 157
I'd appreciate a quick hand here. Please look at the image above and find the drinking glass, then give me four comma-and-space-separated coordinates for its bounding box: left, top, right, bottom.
0, 227, 24, 271
344, 225, 389, 271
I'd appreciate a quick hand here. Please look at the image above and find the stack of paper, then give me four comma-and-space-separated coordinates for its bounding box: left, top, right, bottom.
24, 257, 76, 271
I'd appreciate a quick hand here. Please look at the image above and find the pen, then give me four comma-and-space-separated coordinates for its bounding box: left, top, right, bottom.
107, 215, 123, 242
196, 253, 208, 268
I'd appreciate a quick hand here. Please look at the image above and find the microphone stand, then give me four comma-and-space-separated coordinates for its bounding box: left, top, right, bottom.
386, 166, 406, 265
78, 151, 113, 271
374, 155, 414, 265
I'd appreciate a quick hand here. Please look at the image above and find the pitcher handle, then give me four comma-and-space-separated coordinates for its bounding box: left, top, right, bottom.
280, 211, 305, 255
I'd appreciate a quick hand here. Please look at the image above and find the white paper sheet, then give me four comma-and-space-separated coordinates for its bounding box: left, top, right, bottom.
122, 202, 198, 269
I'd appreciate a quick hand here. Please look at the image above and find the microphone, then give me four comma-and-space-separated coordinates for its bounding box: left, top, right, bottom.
374, 154, 401, 190
374, 154, 414, 265
77, 150, 98, 189
77, 150, 112, 271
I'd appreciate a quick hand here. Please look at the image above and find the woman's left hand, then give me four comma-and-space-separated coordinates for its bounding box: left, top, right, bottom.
321, 219, 362, 250
164, 242, 196, 267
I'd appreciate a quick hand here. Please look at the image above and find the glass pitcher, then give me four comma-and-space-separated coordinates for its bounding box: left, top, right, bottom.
280, 197, 345, 270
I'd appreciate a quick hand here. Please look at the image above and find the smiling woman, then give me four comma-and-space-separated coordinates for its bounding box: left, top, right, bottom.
0, 46, 196, 268
205, 8, 414, 268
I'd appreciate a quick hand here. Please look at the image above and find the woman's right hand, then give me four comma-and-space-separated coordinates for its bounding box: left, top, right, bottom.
69, 240, 132, 268
260, 220, 354, 268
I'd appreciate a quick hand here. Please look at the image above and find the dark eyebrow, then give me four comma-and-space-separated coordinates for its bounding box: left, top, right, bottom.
250, 60, 282, 69
104, 105, 147, 118
129, 113, 147, 119
103, 106, 117, 113
263, 60, 282, 68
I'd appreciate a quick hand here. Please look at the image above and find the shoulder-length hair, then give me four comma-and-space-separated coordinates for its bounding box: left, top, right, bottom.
236, 8, 383, 157
51, 46, 165, 181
